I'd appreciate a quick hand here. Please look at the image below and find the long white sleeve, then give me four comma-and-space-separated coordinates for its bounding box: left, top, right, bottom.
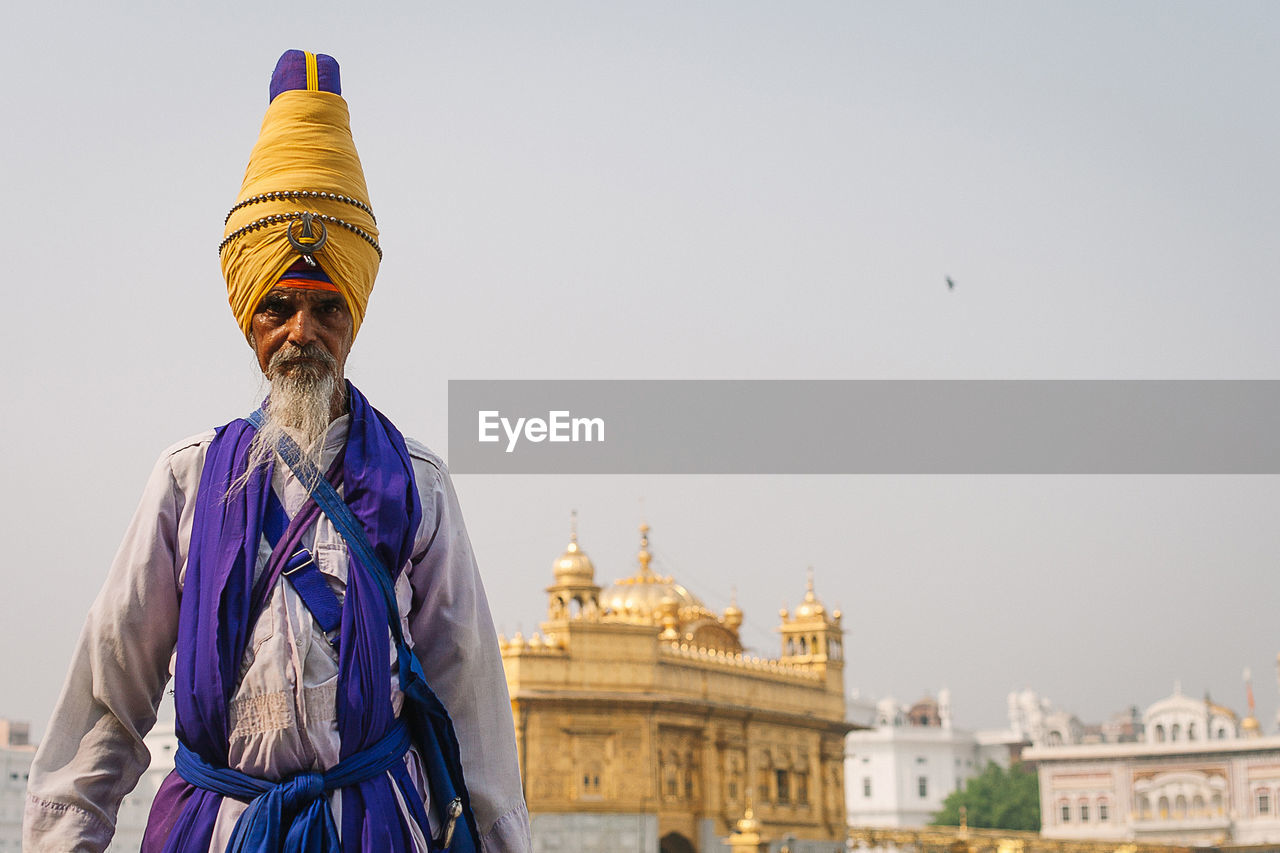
24, 436, 207, 853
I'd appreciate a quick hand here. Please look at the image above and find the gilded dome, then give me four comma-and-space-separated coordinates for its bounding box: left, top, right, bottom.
603, 574, 714, 623
552, 511, 596, 584
554, 539, 595, 584
590, 523, 744, 654
723, 595, 743, 631
601, 524, 713, 623
792, 570, 827, 620
601, 517, 721, 625
1207, 701, 1238, 721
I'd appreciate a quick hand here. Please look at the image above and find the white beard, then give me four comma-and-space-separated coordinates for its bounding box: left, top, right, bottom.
240, 343, 340, 490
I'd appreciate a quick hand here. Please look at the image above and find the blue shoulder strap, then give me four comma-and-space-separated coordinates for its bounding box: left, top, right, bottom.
262, 490, 344, 637
247, 409, 403, 645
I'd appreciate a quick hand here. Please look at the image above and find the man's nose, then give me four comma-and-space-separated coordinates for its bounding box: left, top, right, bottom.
285, 307, 319, 345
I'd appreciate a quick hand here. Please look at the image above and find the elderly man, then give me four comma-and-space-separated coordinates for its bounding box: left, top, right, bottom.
24, 51, 531, 852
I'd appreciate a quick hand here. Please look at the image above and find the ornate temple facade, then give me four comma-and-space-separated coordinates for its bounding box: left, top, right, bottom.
500, 522, 851, 853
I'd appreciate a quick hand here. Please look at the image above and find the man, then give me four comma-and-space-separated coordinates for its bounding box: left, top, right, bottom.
24, 51, 531, 852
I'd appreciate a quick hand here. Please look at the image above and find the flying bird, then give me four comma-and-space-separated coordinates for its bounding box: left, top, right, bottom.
946, 276, 955, 290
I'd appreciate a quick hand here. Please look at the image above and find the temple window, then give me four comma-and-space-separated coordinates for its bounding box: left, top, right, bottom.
776, 770, 791, 804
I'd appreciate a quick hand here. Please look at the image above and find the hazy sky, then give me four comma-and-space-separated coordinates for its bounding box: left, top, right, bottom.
3, 2, 1278, 735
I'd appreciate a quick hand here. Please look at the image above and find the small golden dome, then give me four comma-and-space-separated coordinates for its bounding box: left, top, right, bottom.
723, 588, 743, 630
734, 802, 759, 834
793, 569, 826, 619
1243, 715, 1261, 733
1207, 701, 1238, 721
553, 511, 596, 584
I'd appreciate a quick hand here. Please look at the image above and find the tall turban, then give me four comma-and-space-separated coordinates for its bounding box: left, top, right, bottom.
220, 50, 381, 339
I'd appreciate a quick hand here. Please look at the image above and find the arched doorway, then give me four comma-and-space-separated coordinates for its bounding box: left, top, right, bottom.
660, 831, 696, 853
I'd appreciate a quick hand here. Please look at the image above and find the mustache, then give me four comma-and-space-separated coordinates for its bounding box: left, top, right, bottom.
268, 343, 338, 374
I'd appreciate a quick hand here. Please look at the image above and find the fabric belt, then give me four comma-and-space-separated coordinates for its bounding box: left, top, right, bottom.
174, 721, 411, 852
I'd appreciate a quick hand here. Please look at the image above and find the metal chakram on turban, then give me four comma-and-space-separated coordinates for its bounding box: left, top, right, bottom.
220, 50, 381, 339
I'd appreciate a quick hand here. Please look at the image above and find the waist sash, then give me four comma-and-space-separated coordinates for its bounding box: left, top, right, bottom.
174, 722, 410, 852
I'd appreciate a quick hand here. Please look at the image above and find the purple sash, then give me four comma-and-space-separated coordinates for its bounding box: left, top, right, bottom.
143, 383, 430, 851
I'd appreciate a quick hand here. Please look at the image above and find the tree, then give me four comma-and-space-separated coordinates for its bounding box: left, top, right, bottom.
931, 761, 1040, 832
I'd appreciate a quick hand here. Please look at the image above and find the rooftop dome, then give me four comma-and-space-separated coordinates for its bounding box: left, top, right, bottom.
551, 510, 597, 585
723, 592, 743, 631
907, 695, 942, 727
553, 540, 595, 585
597, 523, 743, 654
601, 524, 714, 623
791, 570, 827, 620
1207, 701, 1238, 721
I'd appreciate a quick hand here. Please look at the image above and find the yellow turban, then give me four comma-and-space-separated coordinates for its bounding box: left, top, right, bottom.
220, 82, 380, 339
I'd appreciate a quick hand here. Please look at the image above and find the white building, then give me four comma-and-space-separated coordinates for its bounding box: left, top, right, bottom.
0, 720, 36, 852
845, 690, 1027, 828
1027, 681, 1280, 846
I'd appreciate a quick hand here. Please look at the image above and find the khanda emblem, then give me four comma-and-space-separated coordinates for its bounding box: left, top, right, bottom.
286, 212, 328, 266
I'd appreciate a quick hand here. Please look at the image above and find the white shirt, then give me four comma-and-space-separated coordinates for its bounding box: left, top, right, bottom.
24, 416, 531, 852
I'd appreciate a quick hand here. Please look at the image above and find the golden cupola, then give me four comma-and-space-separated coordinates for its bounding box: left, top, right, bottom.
793, 573, 827, 620
545, 511, 602, 624
779, 569, 844, 674
722, 590, 743, 632
600, 523, 743, 654
554, 529, 595, 585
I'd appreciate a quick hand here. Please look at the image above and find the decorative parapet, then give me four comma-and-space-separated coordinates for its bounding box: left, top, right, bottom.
660, 640, 823, 684
499, 632, 569, 656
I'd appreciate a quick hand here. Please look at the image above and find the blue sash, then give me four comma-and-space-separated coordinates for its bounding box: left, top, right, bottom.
246, 408, 479, 853
175, 723, 411, 852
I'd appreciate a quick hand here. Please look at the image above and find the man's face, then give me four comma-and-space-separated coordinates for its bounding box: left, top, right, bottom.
249, 286, 353, 380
